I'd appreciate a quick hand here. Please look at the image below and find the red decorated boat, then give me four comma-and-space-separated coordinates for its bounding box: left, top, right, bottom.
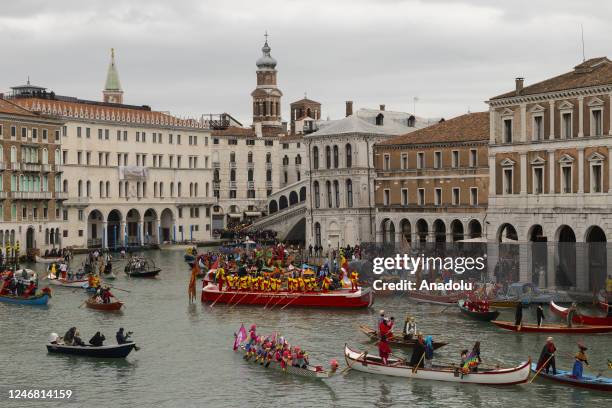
550, 301, 612, 326
491, 320, 612, 334
406, 291, 462, 305
201, 282, 373, 308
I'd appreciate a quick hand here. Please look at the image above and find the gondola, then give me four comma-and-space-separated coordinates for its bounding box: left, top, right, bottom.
458, 299, 500, 322
35, 255, 64, 264
550, 301, 612, 326
530, 363, 612, 391
85, 298, 123, 311
46, 342, 136, 358
491, 320, 612, 334
0, 292, 50, 306
358, 325, 447, 350
406, 291, 462, 305
344, 344, 530, 385
124, 257, 161, 278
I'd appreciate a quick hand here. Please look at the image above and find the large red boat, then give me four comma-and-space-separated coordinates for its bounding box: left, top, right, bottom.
549, 301, 612, 326
201, 282, 373, 308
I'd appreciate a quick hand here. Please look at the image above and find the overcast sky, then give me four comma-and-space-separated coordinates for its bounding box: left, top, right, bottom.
2, 0, 612, 124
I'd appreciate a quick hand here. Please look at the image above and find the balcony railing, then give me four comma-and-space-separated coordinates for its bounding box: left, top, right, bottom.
247, 162, 255, 169
229, 181, 237, 189
266, 180, 273, 189
22, 163, 42, 172
63, 197, 90, 207
10, 191, 53, 200
10, 162, 20, 171
247, 181, 255, 189
212, 161, 220, 169
0, 162, 5, 171
41, 164, 52, 173
265, 162, 272, 170
230, 162, 237, 169
0, 191, 7, 199
55, 192, 68, 200
54, 164, 64, 173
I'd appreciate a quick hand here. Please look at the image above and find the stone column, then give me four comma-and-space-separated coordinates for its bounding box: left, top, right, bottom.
520, 103, 527, 142
549, 101, 555, 139
547, 242, 556, 290
548, 150, 555, 194
575, 242, 588, 292
155, 219, 161, 244
102, 221, 108, 249
578, 148, 585, 194
488, 155, 496, 195
120, 221, 127, 247
489, 108, 496, 144
578, 97, 584, 137
519, 243, 531, 283
520, 152, 527, 195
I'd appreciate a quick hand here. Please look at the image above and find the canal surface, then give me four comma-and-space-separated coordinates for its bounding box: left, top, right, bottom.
0, 249, 610, 407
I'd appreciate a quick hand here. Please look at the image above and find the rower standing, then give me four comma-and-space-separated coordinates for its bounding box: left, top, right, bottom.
566, 303, 577, 328
536, 337, 557, 375
378, 334, 391, 365
536, 305, 545, 327
409, 333, 426, 368
572, 343, 589, 379
403, 315, 417, 340
514, 302, 523, 326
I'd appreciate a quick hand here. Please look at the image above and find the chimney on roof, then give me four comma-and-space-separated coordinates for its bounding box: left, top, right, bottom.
379, 104, 385, 111
515, 77, 524, 95
345, 101, 353, 117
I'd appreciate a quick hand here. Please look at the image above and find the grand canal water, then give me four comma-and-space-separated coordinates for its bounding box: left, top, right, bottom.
0, 249, 610, 407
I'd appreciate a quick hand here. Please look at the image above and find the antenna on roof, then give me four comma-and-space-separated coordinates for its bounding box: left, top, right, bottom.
580, 23, 586, 62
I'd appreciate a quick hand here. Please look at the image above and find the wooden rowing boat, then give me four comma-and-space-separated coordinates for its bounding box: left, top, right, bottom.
550, 301, 612, 326
358, 325, 447, 350
238, 348, 332, 379
344, 344, 530, 385
458, 300, 500, 322
35, 255, 64, 264
46, 342, 136, 358
85, 298, 123, 311
202, 283, 373, 308
406, 291, 462, 306
46, 276, 88, 288
491, 320, 612, 334
530, 363, 612, 391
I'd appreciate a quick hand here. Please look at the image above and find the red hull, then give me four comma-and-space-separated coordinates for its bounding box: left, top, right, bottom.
201, 284, 373, 308
407, 291, 461, 305
86, 300, 123, 311
550, 301, 612, 326
491, 320, 612, 334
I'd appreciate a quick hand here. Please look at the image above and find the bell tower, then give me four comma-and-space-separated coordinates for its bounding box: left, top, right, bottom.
251, 33, 283, 131
103, 48, 123, 104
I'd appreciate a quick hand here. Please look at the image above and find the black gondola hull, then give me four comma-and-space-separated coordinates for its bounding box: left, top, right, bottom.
46, 343, 136, 358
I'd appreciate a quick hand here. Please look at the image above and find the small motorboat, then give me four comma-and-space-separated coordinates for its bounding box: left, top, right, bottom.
0, 292, 50, 306
124, 257, 161, 278
530, 363, 612, 391
344, 344, 530, 385
46, 341, 136, 358
491, 320, 612, 334
358, 325, 447, 350
550, 301, 612, 326
85, 297, 123, 311
458, 299, 500, 322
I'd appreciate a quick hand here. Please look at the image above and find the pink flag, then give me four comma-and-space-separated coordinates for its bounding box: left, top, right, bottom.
233, 324, 247, 351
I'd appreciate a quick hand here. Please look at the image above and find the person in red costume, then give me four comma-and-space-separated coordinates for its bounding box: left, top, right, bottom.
379, 316, 395, 340
22, 281, 37, 297
378, 334, 392, 365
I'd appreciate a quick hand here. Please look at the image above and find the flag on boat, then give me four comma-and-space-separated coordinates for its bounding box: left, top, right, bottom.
234, 324, 247, 350
462, 352, 479, 374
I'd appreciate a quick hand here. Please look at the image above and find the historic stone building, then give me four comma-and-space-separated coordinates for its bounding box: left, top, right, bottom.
374, 112, 489, 247
0, 97, 65, 254
486, 57, 612, 292
305, 102, 440, 248
8, 51, 217, 249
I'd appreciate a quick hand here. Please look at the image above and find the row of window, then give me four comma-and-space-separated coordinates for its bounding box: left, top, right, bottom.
501, 107, 605, 143
312, 179, 353, 209
382, 149, 479, 171
312, 144, 352, 170
73, 180, 210, 199
0, 124, 60, 142
66, 150, 208, 169
381, 187, 480, 207
5, 174, 61, 192
1, 146, 61, 165
2, 203, 59, 222
500, 161, 604, 194
74, 126, 206, 146
215, 138, 276, 147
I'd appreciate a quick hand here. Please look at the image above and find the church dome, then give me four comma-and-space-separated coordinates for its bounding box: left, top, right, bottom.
256, 41, 277, 69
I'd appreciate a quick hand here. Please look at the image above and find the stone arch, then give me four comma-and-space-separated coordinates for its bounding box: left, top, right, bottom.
160, 208, 174, 242
468, 219, 482, 238
107, 209, 122, 248
585, 225, 607, 292
289, 191, 299, 206
497, 223, 518, 243
126, 208, 141, 246
450, 219, 464, 242
555, 225, 576, 289
87, 209, 105, 248
144, 208, 158, 244
400, 219, 411, 244
299, 186, 306, 202
269, 199, 278, 214
416, 219, 428, 243
380, 218, 395, 245
528, 224, 548, 287
433, 219, 446, 243
279, 195, 288, 210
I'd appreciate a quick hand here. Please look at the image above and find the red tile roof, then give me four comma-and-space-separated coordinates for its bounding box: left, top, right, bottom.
378, 112, 489, 146
491, 57, 612, 100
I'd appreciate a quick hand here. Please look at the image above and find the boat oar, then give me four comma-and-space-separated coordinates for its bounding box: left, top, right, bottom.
268, 294, 290, 311
279, 295, 301, 310
529, 353, 555, 384
412, 352, 426, 373
340, 348, 373, 375
78, 299, 88, 309
230, 292, 250, 309
106, 284, 131, 293
436, 305, 452, 314
263, 293, 276, 309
